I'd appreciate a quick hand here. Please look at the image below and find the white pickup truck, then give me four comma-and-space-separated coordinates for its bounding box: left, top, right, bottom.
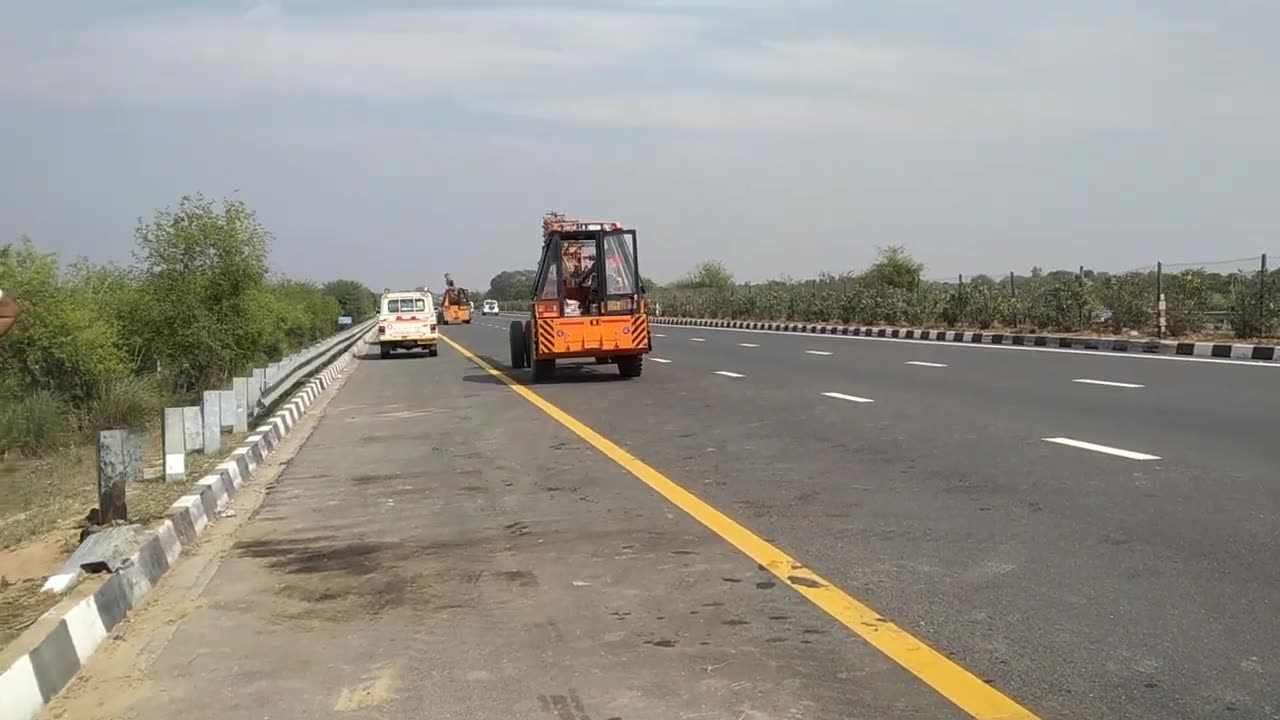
377, 289, 439, 358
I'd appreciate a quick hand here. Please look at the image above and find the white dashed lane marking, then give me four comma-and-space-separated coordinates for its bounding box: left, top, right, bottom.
822, 392, 875, 403
714, 371, 745, 378
1072, 378, 1145, 388
906, 361, 947, 368
1042, 437, 1160, 460
650, 358, 672, 363
739, 343, 760, 348
805, 350, 833, 356
690, 338, 706, 342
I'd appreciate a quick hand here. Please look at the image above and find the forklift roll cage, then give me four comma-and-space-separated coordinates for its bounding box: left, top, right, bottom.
532, 228, 644, 316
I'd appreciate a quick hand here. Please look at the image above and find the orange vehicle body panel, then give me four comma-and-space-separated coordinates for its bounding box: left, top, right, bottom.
534, 312, 650, 359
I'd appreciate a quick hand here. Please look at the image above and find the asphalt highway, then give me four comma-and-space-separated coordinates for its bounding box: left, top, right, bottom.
51, 317, 1279, 720
462, 316, 1280, 719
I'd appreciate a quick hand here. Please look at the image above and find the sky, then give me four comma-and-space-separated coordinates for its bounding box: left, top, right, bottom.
1, 1, 1277, 290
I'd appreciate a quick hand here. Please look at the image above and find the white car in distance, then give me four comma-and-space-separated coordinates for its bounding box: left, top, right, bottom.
481, 299, 500, 316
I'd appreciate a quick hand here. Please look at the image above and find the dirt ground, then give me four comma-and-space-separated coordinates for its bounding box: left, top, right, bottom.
38, 365, 350, 720
0, 429, 246, 653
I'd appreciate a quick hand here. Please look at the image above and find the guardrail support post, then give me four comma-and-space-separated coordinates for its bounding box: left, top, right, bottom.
249, 368, 264, 419
232, 377, 249, 432
98, 429, 141, 523
202, 390, 222, 453
219, 389, 236, 433
162, 407, 186, 481
182, 405, 203, 453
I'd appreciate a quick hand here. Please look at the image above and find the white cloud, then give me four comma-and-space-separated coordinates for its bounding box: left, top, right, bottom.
0, 7, 702, 105
0, 2, 1276, 137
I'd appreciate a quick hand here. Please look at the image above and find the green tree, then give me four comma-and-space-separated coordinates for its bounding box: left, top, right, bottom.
129, 193, 272, 392
674, 260, 735, 290
0, 238, 131, 407
323, 279, 377, 320
861, 246, 924, 292
487, 269, 537, 301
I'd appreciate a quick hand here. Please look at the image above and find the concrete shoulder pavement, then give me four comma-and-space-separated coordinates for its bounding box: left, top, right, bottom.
40, 341, 969, 720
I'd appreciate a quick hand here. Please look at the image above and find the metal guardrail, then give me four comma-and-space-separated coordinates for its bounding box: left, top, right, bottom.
259, 319, 377, 410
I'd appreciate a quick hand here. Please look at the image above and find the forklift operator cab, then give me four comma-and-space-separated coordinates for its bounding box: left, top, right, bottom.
540, 229, 640, 318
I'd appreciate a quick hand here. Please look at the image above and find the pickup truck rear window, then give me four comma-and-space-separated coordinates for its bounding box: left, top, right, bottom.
385, 298, 427, 313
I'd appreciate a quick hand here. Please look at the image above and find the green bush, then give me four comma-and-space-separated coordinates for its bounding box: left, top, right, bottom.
651, 253, 1276, 339
84, 375, 167, 432
0, 193, 377, 456
0, 390, 73, 457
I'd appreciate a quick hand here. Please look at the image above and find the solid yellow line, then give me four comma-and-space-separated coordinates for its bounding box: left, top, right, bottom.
439, 334, 1043, 720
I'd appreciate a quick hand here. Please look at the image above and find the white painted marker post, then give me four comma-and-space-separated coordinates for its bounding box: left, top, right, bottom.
162, 408, 186, 482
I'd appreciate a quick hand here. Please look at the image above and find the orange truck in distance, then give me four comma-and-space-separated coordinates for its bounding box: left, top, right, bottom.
508, 211, 652, 381
439, 273, 471, 324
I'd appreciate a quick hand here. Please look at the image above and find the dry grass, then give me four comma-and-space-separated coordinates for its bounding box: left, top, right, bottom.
0, 429, 247, 651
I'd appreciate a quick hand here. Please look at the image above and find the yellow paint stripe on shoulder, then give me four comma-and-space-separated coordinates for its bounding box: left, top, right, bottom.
440, 334, 1043, 720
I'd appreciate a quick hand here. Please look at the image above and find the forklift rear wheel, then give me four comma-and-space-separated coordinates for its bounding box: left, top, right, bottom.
508, 321, 527, 369
616, 355, 643, 378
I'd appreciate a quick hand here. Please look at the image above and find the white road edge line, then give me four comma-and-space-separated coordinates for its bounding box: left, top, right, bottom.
655, 324, 1278, 368
822, 392, 875, 403
714, 371, 745, 378
651, 358, 672, 363
1042, 437, 1161, 460
805, 350, 833, 356
1072, 378, 1145, 388
906, 361, 948, 368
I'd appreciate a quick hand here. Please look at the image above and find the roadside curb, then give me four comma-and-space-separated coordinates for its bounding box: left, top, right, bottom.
0, 330, 376, 720
652, 317, 1280, 362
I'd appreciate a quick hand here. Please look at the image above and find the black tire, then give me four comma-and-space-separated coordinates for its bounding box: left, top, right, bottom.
594, 356, 610, 365
464, 318, 472, 324
616, 355, 643, 378
509, 321, 527, 369
533, 358, 556, 382
428, 346, 439, 357
380, 346, 392, 359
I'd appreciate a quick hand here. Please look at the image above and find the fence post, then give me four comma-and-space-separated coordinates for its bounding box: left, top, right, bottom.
1156, 261, 1166, 339
1009, 271, 1018, 327
98, 429, 142, 524
1261, 254, 1269, 335
162, 408, 186, 482
202, 390, 222, 453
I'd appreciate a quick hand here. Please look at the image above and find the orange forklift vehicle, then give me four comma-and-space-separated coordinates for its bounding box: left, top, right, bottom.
439, 273, 471, 324
509, 212, 652, 381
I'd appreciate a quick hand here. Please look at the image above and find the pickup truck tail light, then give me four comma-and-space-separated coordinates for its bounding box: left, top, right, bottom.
377, 324, 386, 335
429, 324, 437, 333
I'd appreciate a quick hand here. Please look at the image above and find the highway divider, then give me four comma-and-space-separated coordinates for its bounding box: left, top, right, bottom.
651, 317, 1280, 362
0, 323, 378, 720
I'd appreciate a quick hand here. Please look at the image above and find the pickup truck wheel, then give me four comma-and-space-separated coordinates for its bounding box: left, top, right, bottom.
380, 346, 392, 359
428, 346, 439, 357
509, 321, 528, 369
